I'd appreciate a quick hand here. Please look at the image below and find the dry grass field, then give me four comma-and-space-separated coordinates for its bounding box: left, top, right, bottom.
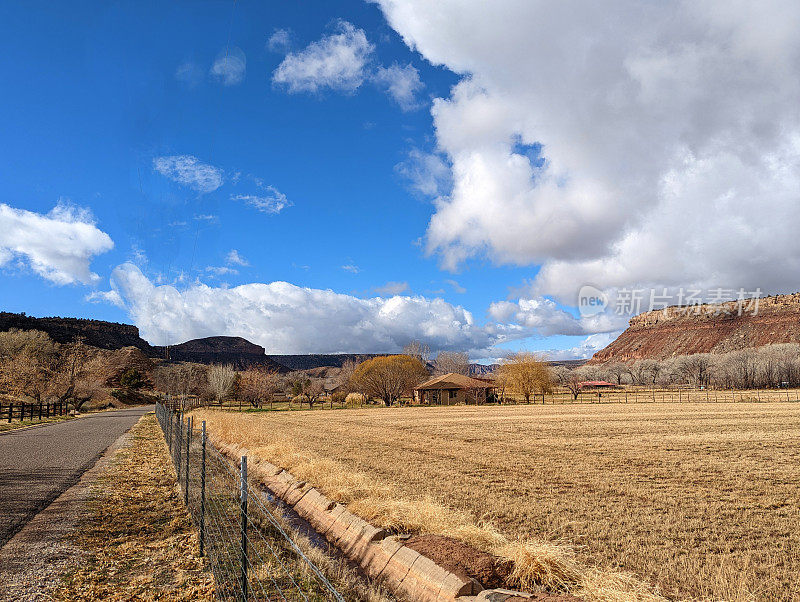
194, 403, 800, 601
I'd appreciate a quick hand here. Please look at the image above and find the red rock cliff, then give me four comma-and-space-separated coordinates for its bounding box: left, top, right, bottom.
590, 293, 800, 363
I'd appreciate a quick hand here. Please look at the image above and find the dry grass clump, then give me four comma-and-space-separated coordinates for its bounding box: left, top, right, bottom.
54, 414, 214, 601
499, 540, 582, 592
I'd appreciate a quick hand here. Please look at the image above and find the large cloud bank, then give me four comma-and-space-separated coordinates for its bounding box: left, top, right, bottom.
107, 263, 609, 355
0, 203, 113, 285
375, 0, 800, 302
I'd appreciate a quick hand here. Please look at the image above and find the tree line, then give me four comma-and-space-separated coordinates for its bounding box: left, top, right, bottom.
154, 342, 554, 408
553, 343, 800, 390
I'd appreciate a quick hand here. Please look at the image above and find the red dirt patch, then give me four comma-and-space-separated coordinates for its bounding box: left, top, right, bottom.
405, 534, 512, 588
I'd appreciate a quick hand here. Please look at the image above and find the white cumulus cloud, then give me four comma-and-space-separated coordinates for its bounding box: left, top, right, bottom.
231, 187, 292, 214
272, 20, 374, 93
488, 296, 624, 337
267, 29, 292, 53
210, 47, 246, 86
0, 202, 113, 285
545, 332, 622, 361
372, 63, 423, 110
95, 264, 622, 355
395, 149, 451, 197
226, 249, 249, 266
106, 263, 505, 353
153, 155, 224, 193
375, 281, 409, 295
374, 0, 800, 302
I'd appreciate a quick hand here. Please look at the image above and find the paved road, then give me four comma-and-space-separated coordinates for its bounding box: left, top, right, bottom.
0, 406, 152, 547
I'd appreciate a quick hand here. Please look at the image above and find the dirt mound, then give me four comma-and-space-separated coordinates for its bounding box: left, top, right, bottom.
405, 534, 511, 589
591, 292, 800, 363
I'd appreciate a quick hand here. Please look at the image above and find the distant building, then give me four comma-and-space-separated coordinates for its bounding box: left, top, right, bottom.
414, 373, 497, 405
578, 380, 620, 389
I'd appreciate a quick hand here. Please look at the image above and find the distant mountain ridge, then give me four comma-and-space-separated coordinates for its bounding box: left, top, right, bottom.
267, 353, 390, 370
0, 312, 156, 353
168, 336, 289, 372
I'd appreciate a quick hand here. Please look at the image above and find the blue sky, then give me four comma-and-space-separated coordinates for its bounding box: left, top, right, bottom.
2, 1, 793, 359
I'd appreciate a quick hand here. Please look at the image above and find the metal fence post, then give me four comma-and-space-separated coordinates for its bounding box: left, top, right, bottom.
176, 414, 183, 483
184, 416, 191, 506
240, 455, 248, 602
200, 420, 206, 557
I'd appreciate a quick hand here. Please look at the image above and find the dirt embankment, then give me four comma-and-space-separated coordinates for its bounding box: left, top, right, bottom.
591, 292, 800, 363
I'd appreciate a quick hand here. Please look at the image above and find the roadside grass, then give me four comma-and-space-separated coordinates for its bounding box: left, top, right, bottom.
53, 413, 214, 601
194, 402, 800, 601
0, 414, 74, 433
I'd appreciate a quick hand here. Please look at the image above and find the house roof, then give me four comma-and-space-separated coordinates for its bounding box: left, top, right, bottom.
415, 372, 496, 390
579, 380, 618, 387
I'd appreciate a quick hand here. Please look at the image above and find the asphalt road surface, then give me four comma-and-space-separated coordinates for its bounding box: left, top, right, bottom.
0, 405, 152, 547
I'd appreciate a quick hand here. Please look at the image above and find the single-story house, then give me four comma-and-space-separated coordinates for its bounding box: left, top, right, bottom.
414, 373, 497, 405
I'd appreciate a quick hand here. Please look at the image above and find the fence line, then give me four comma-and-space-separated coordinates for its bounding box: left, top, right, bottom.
0, 400, 68, 423
161, 394, 205, 413
155, 403, 344, 602
496, 386, 800, 406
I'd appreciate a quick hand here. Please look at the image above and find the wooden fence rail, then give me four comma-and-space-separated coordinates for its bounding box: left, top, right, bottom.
0, 400, 68, 423
160, 394, 204, 413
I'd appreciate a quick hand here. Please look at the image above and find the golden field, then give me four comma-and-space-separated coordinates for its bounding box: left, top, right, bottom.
194, 402, 800, 601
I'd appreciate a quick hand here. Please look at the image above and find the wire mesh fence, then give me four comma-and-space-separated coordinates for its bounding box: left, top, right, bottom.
155, 403, 345, 602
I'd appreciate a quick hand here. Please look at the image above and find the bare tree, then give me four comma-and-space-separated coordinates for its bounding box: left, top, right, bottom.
305, 377, 326, 406
630, 360, 660, 386
564, 373, 584, 400
549, 365, 571, 386
336, 359, 358, 393
239, 366, 280, 408
728, 349, 758, 389
604, 362, 631, 386
767, 343, 800, 386
674, 354, 712, 387
207, 364, 236, 404
434, 351, 470, 375
53, 339, 97, 409
403, 340, 431, 365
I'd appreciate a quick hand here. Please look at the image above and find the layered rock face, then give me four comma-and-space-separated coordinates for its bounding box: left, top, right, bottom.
0, 312, 286, 370
167, 336, 288, 372
590, 294, 800, 363
0, 312, 156, 353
